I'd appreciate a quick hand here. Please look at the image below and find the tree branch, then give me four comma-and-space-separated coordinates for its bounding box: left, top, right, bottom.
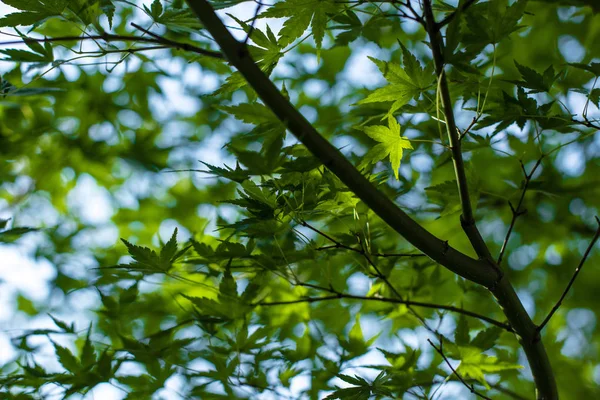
184, 0, 498, 288
422, 0, 492, 263
255, 291, 513, 332
422, 1, 558, 398
0, 31, 223, 59
536, 216, 600, 333
498, 157, 544, 266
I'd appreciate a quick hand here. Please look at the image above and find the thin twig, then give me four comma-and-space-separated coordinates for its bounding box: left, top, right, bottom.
0, 30, 223, 59
413, 378, 530, 400
573, 116, 600, 130
304, 221, 424, 257
373, 252, 425, 258
244, 3, 264, 45
255, 291, 513, 332
428, 338, 493, 400
423, 0, 493, 263
536, 216, 600, 334
497, 157, 544, 266
460, 117, 478, 141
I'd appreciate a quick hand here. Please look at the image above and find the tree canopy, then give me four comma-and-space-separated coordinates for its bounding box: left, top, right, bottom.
1, 0, 600, 399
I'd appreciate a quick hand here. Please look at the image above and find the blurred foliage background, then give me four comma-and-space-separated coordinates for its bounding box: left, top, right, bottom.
1, 0, 600, 399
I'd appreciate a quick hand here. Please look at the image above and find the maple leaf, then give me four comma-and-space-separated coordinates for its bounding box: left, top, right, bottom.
259, 0, 338, 53
359, 116, 413, 180
358, 56, 430, 116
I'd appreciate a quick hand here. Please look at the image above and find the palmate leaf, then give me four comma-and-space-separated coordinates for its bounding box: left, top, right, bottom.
464, 0, 527, 45
218, 102, 279, 125
0, 0, 66, 27
68, 0, 115, 27
259, 0, 338, 53
325, 372, 392, 400
358, 55, 432, 116
118, 229, 184, 272
358, 116, 412, 180
52, 341, 80, 372
155, 7, 202, 33
200, 161, 249, 182
80, 324, 96, 367
456, 347, 523, 388
216, 16, 282, 94
509, 61, 559, 93
568, 61, 600, 76
0, 225, 38, 243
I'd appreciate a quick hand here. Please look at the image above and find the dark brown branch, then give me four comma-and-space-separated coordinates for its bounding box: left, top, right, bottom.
436, 0, 479, 30
497, 157, 544, 266
0, 31, 223, 59
422, 1, 557, 399
422, 0, 492, 263
256, 292, 513, 332
536, 216, 600, 334
184, 0, 498, 288
572, 116, 600, 130
428, 338, 493, 400
460, 117, 478, 141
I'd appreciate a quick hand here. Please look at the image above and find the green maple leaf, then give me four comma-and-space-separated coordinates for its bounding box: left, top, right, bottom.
359, 116, 413, 180
216, 16, 282, 94
218, 102, 278, 125
259, 0, 338, 53
358, 56, 427, 116
456, 347, 522, 388
0, 0, 67, 27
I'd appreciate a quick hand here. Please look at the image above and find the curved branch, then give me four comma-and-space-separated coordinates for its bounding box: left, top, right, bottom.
422, 0, 492, 262
256, 292, 513, 332
422, 1, 557, 399
184, 0, 498, 288
0, 32, 223, 59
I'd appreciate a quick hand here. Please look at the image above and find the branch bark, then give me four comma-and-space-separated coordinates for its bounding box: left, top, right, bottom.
184, 0, 498, 288
422, 2, 557, 399
184, 0, 557, 398
422, 0, 492, 262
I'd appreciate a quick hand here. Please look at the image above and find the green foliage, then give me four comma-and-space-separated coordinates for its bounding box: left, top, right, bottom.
358, 55, 433, 116
259, 0, 339, 53
1, 0, 600, 399
358, 116, 413, 180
